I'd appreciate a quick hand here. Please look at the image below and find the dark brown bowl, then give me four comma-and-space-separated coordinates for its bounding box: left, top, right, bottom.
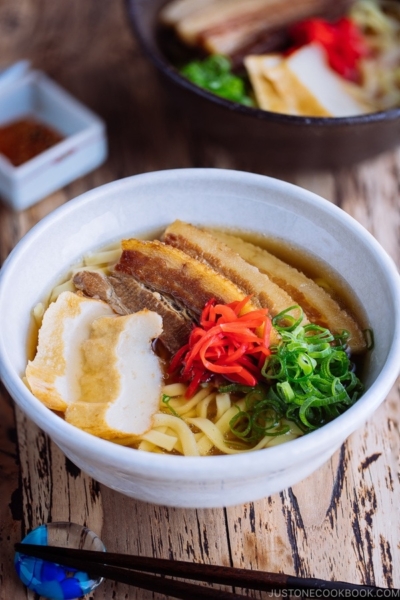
126, 0, 400, 170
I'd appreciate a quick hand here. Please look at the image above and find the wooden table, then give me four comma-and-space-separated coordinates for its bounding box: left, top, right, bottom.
0, 1, 399, 598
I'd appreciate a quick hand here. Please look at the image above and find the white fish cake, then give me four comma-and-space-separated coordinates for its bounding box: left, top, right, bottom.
244, 55, 290, 114
246, 45, 372, 117
286, 44, 372, 117
65, 310, 163, 439
26, 291, 114, 412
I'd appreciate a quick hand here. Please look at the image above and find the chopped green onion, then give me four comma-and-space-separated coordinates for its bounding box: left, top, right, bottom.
161, 394, 181, 419
230, 408, 253, 439
219, 383, 256, 394
277, 381, 295, 403
363, 328, 374, 351
227, 388, 291, 443
272, 305, 305, 331
180, 55, 255, 106
225, 306, 369, 442
262, 306, 364, 431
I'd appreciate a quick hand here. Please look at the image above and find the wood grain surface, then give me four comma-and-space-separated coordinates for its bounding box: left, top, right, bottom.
0, 1, 399, 598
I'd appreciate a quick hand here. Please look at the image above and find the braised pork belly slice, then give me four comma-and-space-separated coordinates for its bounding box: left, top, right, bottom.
73, 270, 193, 353
163, 220, 303, 328
160, 0, 218, 26
161, 0, 354, 56
207, 229, 366, 354
115, 239, 261, 317
73, 270, 130, 316
75, 239, 272, 352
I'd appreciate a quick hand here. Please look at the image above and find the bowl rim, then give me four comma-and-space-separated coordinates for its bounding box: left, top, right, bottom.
125, 0, 400, 128
1, 168, 400, 477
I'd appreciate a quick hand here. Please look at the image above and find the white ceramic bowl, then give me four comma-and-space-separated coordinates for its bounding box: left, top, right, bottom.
1, 169, 400, 508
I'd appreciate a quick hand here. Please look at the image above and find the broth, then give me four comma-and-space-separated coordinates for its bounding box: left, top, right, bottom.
28, 228, 368, 356
26, 226, 370, 456
233, 229, 367, 329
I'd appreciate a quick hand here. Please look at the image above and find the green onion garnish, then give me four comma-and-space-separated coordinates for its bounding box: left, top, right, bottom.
363, 328, 374, 351
162, 394, 181, 419
226, 306, 366, 443
180, 55, 255, 106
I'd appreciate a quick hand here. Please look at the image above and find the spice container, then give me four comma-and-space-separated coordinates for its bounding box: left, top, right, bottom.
0, 62, 107, 211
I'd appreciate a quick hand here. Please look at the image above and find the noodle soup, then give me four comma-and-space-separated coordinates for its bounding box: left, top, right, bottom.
2, 168, 399, 506
26, 222, 369, 457
158, 0, 400, 116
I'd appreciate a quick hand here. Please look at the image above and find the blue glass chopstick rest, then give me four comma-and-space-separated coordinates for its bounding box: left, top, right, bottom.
14, 522, 105, 599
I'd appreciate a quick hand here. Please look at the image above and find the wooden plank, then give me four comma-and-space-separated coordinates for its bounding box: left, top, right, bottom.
96, 490, 232, 599
225, 152, 400, 589
0, 384, 23, 597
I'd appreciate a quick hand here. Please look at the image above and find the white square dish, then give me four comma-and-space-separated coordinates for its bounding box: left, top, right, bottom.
0, 63, 107, 210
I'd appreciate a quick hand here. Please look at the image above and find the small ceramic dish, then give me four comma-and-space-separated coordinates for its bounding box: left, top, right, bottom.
0, 62, 107, 211
0, 168, 400, 508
